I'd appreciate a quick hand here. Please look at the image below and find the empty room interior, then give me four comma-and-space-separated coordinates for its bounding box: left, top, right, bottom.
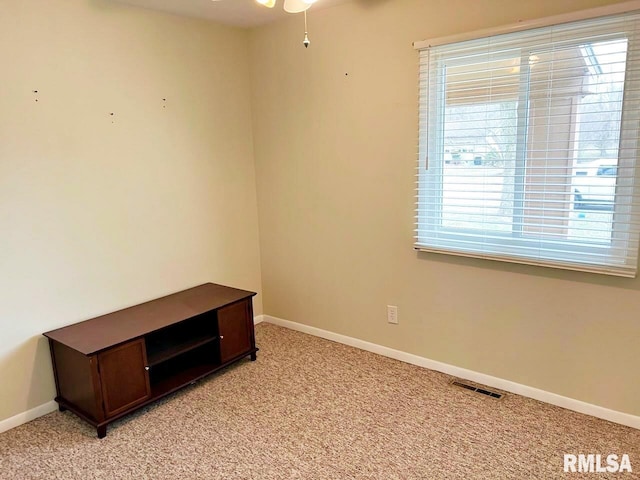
2, 0, 640, 478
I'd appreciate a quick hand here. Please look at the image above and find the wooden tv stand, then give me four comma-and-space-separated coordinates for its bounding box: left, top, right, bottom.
44, 283, 257, 438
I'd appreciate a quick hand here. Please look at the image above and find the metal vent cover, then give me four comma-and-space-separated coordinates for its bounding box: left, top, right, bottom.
450, 380, 504, 399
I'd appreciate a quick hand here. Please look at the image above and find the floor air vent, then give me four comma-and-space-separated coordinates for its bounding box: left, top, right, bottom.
450, 380, 504, 399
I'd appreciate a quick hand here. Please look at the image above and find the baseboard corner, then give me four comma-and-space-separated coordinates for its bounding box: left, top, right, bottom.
0, 400, 58, 435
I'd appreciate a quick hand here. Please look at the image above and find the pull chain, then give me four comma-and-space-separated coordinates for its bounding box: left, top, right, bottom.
303, 10, 310, 48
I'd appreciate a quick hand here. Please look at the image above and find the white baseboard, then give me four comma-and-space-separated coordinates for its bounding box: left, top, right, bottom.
0, 400, 57, 435
262, 315, 640, 430
254, 314, 265, 325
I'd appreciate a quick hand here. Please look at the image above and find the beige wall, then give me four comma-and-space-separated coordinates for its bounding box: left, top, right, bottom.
0, 0, 262, 421
3, 0, 639, 428
249, 0, 640, 416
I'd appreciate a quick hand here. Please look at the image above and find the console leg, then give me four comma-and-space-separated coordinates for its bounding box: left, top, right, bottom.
250, 352, 257, 361
58, 404, 67, 412
97, 425, 107, 439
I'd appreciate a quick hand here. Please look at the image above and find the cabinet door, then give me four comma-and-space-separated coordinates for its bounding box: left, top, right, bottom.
98, 338, 151, 418
218, 300, 253, 363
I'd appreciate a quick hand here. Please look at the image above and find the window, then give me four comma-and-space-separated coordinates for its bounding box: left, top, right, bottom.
415, 12, 640, 277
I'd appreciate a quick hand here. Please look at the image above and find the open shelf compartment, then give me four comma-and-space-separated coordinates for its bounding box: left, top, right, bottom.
145, 310, 218, 366
148, 343, 220, 397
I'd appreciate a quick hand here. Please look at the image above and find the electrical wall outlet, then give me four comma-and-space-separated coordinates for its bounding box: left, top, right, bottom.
387, 305, 398, 324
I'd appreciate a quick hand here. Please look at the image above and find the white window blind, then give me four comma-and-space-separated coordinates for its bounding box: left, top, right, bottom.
415, 12, 640, 277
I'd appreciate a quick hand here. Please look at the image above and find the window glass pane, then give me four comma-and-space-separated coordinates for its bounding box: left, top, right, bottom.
442, 101, 518, 232
439, 39, 628, 243
569, 39, 627, 243
575, 40, 627, 161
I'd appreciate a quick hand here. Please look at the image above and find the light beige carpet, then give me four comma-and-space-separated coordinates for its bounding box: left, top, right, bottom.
1, 323, 638, 479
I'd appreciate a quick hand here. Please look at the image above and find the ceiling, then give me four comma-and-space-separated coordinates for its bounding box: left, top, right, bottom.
110, 0, 351, 28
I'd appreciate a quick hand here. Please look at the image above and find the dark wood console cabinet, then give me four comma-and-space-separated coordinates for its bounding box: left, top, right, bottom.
44, 283, 257, 438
